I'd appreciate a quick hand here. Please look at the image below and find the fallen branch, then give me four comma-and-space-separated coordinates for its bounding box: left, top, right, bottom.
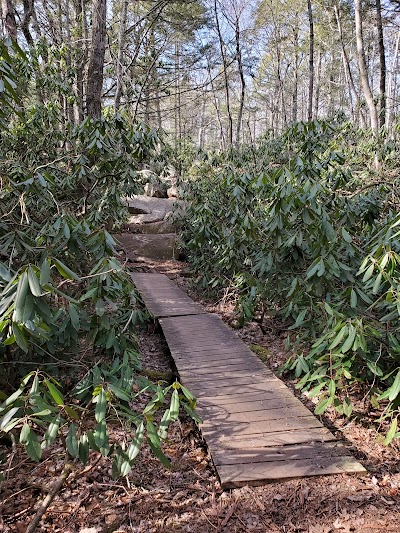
26, 463, 72, 533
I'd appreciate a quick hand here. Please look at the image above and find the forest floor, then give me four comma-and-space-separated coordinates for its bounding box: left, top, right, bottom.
1, 256, 400, 532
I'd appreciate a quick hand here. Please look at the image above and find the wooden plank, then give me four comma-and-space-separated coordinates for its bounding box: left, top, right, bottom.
218, 456, 366, 488
194, 382, 291, 398
178, 362, 265, 377
211, 442, 351, 466
201, 415, 325, 437
180, 368, 271, 382
131, 272, 205, 318
198, 396, 301, 413
206, 427, 336, 448
175, 356, 266, 371
183, 375, 282, 391
196, 402, 313, 421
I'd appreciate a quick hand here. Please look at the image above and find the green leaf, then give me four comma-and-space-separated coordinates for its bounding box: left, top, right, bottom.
350, 289, 357, 309
179, 385, 195, 403
341, 325, 356, 353
158, 409, 171, 440
328, 379, 336, 397
108, 383, 131, 402
44, 379, 64, 406
42, 414, 61, 448
384, 418, 398, 446
0, 407, 19, 431
66, 423, 79, 458
27, 267, 43, 297
53, 259, 80, 281
68, 303, 80, 331
307, 382, 327, 399
127, 421, 145, 462
12, 272, 29, 323
169, 389, 180, 422
342, 397, 352, 417
64, 405, 80, 420
328, 326, 347, 350
314, 396, 332, 415
95, 388, 107, 422
0, 384, 26, 412
341, 227, 352, 243
79, 434, 89, 464
25, 430, 42, 461
388, 369, 400, 402
372, 273, 383, 295
12, 323, 28, 352
20, 423, 31, 443
147, 438, 170, 468
362, 263, 374, 282
94, 419, 108, 449
146, 419, 161, 448
40, 259, 51, 285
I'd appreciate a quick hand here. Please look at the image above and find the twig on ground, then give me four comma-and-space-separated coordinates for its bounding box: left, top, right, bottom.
26, 463, 72, 533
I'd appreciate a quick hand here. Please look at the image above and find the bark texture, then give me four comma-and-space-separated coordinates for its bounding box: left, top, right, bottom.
86, 0, 107, 119
354, 0, 379, 136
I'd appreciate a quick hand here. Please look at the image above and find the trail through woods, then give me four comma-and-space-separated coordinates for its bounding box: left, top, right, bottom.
2, 238, 400, 532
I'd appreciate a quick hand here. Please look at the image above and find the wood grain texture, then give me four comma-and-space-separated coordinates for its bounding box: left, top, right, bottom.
131, 273, 366, 487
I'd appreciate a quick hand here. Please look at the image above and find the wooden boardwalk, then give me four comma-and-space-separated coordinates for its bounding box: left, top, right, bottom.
131, 273, 366, 488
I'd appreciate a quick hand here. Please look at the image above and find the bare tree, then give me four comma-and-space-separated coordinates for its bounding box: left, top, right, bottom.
114, 0, 128, 112
86, 0, 107, 119
354, 0, 379, 136
375, 0, 386, 128
1, 0, 17, 40
214, 0, 233, 146
307, 0, 314, 121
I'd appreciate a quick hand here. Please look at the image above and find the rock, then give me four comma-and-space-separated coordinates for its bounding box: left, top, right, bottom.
138, 169, 158, 181
114, 233, 178, 260
128, 206, 149, 215
167, 185, 178, 198
144, 182, 167, 198
137, 220, 176, 234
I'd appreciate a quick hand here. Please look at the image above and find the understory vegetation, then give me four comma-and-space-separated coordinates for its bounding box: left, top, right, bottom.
177, 119, 400, 444
0, 39, 198, 481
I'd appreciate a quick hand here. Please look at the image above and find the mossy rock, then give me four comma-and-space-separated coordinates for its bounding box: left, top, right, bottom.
250, 344, 272, 362
140, 369, 174, 382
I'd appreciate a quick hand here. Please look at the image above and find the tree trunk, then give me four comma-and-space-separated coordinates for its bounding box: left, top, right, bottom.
307, 0, 314, 121
214, 0, 233, 146
114, 0, 128, 112
314, 50, 322, 117
335, 3, 360, 123
234, 13, 245, 146
86, 0, 106, 119
292, 19, 299, 122
1, 0, 17, 40
21, 0, 35, 45
386, 31, 400, 133
354, 0, 379, 136
375, 0, 386, 128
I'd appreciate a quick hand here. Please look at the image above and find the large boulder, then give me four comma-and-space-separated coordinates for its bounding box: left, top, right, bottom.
167, 185, 178, 198
144, 182, 167, 198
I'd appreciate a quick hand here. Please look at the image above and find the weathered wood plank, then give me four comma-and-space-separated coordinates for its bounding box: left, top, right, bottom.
131, 272, 206, 317
206, 427, 337, 448
218, 456, 366, 488
211, 442, 352, 466
201, 415, 325, 437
